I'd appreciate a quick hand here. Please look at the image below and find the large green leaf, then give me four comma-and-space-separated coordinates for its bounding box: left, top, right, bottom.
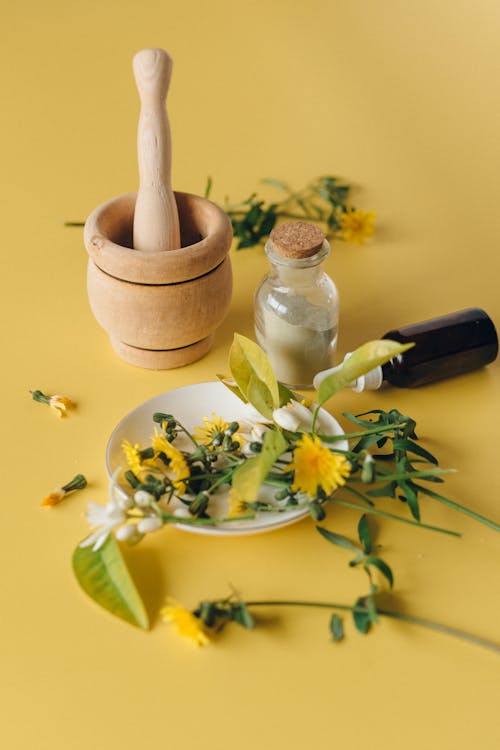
317, 340, 414, 406
229, 334, 280, 412
232, 429, 288, 503
247, 375, 274, 420
72, 535, 149, 630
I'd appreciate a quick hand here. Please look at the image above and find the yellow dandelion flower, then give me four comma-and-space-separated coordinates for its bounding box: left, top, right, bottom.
286, 434, 351, 497
193, 413, 228, 445
160, 598, 210, 646
338, 209, 376, 244
227, 488, 248, 519
122, 440, 146, 477
151, 428, 190, 494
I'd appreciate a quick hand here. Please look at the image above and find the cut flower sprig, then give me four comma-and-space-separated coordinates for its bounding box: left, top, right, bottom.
31, 389, 76, 418
41, 474, 87, 507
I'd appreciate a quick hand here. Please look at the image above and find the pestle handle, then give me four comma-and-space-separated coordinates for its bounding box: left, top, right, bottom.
132, 48, 181, 253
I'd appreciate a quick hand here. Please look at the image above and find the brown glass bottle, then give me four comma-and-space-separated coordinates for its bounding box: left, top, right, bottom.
381, 308, 498, 387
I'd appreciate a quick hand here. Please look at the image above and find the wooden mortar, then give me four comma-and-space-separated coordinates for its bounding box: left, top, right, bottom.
84, 191, 233, 369
83, 48, 233, 369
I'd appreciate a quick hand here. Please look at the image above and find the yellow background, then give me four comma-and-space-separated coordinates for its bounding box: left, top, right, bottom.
1, 1, 499, 748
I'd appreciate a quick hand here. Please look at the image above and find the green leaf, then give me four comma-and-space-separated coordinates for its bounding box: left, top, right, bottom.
247, 375, 274, 420
72, 536, 149, 630
232, 429, 288, 503
393, 438, 438, 465
397, 480, 420, 521
330, 614, 344, 642
278, 381, 297, 407
316, 526, 361, 554
261, 177, 289, 192
229, 334, 280, 412
352, 597, 371, 634
317, 340, 415, 406
364, 556, 394, 588
367, 593, 379, 624
204, 176, 213, 199
367, 481, 397, 498
357, 514, 372, 554
232, 602, 255, 629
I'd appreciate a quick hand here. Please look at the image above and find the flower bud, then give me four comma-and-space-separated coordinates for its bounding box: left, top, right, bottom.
309, 501, 326, 521
116, 523, 139, 541
137, 516, 163, 534
274, 487, 289, 501
134, 490, 154, 507
361, 454, 376, 483
189, 492, 210, 516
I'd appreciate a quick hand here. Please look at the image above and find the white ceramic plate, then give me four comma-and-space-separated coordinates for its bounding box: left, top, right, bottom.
106, 381, 347, 537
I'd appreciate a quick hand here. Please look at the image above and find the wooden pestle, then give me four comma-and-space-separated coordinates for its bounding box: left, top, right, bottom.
132, 48, 181, 252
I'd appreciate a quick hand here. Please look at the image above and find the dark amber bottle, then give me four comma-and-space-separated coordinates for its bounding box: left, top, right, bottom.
381, 308, 498, 387
313, 308, 498, 391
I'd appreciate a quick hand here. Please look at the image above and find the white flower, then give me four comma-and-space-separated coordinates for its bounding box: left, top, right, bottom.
80, 500, 126, 551
238, 418, 271, 455
272, 400, 314, 432
80, 470, 128, 550
137, 516, 163, 534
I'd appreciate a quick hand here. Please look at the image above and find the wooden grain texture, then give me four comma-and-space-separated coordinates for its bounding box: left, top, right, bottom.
84, 190, 233, 368
110, 335, 214, 369
132, 48, 181, 253
86, 256, 232, 351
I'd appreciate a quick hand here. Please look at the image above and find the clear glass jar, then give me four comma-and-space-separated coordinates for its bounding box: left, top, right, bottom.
254, 234, 339, 388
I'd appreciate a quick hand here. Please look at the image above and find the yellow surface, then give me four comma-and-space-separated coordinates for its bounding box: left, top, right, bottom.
1, 1, 499, 748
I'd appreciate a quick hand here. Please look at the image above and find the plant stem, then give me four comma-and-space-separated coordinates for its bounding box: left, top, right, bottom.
327, 496, 461, 537
162, 512, 255, 526
244, 600, 500, 654
174, 420, 200, 450
371, 468, 456, 482
415, 485, 500, 532
318, 422, 408, 443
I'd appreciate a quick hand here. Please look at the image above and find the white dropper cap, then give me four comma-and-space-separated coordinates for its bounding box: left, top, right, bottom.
312, 353, 384, 393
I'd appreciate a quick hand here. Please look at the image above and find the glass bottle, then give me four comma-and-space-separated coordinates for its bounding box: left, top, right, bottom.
254, 221, 339, 388
314, 308, 498, 391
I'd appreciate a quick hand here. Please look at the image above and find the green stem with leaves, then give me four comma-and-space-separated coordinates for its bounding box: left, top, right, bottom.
243, 600, 500, 654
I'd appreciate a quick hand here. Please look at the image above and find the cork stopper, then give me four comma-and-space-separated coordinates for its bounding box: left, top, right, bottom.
270, 221, 326, 259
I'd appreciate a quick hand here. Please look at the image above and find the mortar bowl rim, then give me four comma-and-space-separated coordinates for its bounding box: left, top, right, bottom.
84, 191, 233, 285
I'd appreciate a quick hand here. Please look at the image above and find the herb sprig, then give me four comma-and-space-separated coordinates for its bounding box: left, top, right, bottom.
214, 175, 375, 249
